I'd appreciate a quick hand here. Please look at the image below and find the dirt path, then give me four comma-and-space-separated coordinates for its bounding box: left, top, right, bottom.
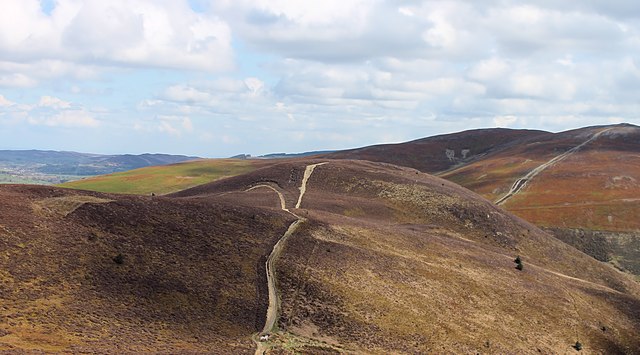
252, 162, 327, 355
246, 185, 293, 215
296, 163, 327, 209
495, 128, 612, 205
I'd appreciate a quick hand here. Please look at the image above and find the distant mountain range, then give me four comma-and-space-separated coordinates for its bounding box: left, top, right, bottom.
229, 150, 335, 159
0, 150, 199, 184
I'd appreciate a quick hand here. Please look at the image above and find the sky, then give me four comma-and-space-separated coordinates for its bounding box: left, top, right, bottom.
0, 0, 639, 157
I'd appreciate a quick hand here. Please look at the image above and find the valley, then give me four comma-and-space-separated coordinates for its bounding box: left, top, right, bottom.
0, 150, 199, 185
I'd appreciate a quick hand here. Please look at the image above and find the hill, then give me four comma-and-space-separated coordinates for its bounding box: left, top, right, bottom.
318, 124, 640, 276
59, 159, 271, 195
176, 160, 640, 352
53, 124, 640, 275
0, 184, 293, 353
322, 128, 549, 173
439, 124, 640, 275
2, 159, 639, 353
0, 150, 199, 184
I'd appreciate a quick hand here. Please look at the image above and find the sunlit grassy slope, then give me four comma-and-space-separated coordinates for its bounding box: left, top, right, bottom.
58, 159, 262, 195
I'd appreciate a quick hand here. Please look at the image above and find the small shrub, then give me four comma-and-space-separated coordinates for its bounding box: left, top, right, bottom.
573, 341, 582, 351
514, 255, 523, 271
113, 253, 125, 265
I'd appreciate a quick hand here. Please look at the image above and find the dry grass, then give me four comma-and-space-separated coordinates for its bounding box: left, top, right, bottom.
59, 159, 264, 195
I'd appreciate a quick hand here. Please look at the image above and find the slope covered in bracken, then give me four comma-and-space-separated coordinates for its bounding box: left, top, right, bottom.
500, 125, 640, 231
2, 159, 639, 353
441, 124, 640, 275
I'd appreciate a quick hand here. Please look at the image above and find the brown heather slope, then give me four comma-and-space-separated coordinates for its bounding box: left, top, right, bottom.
0, 184, 295, 353
319, 123, 640, 277
500, 125, 640, 231
441, 124, 640, 276
2, 159, 639, 353
321, 128, 549, 173
172, 159, 640, 354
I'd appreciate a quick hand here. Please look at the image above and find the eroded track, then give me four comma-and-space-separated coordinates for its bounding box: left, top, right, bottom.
253, 163, 327, 355
495, 128, 612, 205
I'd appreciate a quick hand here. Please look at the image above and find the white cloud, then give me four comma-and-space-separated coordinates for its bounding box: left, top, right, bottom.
244, 77, 265, 96
39, 96, 72, 109
162, 85, 213, 104
0, 95, 14, 107
36, 110, 100, 127
0, 0, 234, 85
0, 73, 38, 87
493, 115, 518, 127
151, 115, 194, 137
1, 95, 100, 128
158, 121, 181, 136
468, 58, 510, 81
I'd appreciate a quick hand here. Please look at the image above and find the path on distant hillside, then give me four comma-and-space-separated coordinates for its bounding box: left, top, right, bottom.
252, 162, 327, 355
495, 128, 612, 206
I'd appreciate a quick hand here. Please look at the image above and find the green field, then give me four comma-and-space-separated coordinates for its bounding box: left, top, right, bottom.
59, 159, 261, 195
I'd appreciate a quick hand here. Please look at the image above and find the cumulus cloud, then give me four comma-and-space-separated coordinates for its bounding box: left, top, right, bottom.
0, 95, 100, 128
39, 96, 72, 109
0, 0, 234, 85
31, 109, 100, 127
133, 114, 195, 137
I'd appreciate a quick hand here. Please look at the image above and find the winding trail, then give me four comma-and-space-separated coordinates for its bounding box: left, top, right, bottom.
495, 128, 612, 205
252, 162, 327, 355
246, 185, 292, 215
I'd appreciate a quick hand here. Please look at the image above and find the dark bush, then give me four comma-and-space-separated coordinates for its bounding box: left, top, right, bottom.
113, 253, 125, 265
514, 255, 523, 271
573, 341, 582, 351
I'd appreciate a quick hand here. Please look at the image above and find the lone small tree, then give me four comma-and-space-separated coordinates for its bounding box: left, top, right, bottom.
573, 341, 582, 351
514, 255, 523, 271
